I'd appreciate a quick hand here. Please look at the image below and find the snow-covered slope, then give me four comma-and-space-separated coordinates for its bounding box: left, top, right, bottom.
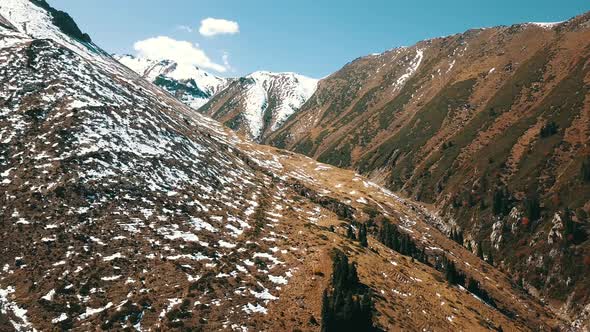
0, 0, 116, 69
115, 54, 230, 109
200, 70, 318, 141
244, 71, 318, 135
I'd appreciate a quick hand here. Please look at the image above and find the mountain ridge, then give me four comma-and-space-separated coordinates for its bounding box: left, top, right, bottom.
266, 9, 590, 323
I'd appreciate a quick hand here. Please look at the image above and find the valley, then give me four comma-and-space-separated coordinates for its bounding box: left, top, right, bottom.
0, 0, 588, 331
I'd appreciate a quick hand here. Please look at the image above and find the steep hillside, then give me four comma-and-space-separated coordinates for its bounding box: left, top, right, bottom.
115, 54, 230, 109
0, 0, 566, 331
267, 12, 590, 321
199, 71, 318, 141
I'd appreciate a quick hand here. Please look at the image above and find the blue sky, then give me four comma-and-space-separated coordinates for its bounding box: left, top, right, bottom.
50, 0, 589, 78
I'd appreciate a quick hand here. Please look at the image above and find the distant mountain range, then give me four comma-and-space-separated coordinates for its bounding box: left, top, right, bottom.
115, 55, 318, 142
115, 54, 230, 109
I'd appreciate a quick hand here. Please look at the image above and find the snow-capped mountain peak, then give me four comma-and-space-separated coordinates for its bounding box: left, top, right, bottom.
116, 54, 319, 141
240, 71, 318, 137
527, 21, 564, 29
115, 54, 227, 90
115, 54, 230, 109
198, 70, 319, 141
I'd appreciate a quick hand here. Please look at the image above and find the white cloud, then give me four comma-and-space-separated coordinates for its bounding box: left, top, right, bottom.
222, 52, 232, 71
133, 36, 227, 72
199, 18, 239, 37
177, 25, 193, 33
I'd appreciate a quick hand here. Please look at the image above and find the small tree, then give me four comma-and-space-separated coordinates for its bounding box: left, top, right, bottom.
563, 208, 588, 245
321, 290, 331, 332
346, 225, 356, 240
442, 256, 465, 285
582, 157, 590, 183
445, 259, 458, 284
524, 195, 541, 222
477, 242, 484, 260
358, 224, 368, 248
492, 188, 510, 216
467, 278, 480, 294
321, 250, 375, 331
540, 121, 558, 138
451, 229, 464, 245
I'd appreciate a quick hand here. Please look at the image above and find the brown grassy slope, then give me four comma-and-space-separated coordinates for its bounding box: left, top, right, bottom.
231, 144, 563, 331
0, 30, 560, 331
0, 136, 562, 331
265, 12, 590, 322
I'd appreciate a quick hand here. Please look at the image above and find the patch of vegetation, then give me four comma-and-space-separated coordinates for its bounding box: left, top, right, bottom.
224, 114, 243, 131
492, 187, 512, 216
346, 224, 356, 240
268, 130, 289, 148
321, 250, 377, 332
247, 192, 269, 238
334, 87, 379, 127
563, 208, 588, 245
450, 228, 464, 245
318, 142, 352, 168
319, 69, 371, 123
290, 181, 356, 221
294, 129, 334, 157
415, 48, 553, 202
377, 221, 427, 263
358, 224, 368, 247
539, 121, 558, 138
441, 256, 497, 308
294, 137, 315, 155
166, 299, 192, 328
154, 76, 209, 99
362, 205, 379, 219
25, 107, 49, 123
101, 302, 143, 330
315, 129, 331, 145
263, 95, 280, 130
484, 48, 551, 114
524, 194, 541, 222
582, 157, 590, 183
377, 58, 437, 129
511, 57, 587, 200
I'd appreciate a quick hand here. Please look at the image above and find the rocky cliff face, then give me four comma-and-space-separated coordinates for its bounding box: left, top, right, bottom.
267, 12, 590, 321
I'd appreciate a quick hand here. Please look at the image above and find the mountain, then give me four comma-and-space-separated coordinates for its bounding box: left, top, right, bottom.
267, 12, 590, 321
0, 0, 567, 331
115, 54, 230, 109
116, 55, 319, 142
200, 71, 318, 141
115, 55, 318, 141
